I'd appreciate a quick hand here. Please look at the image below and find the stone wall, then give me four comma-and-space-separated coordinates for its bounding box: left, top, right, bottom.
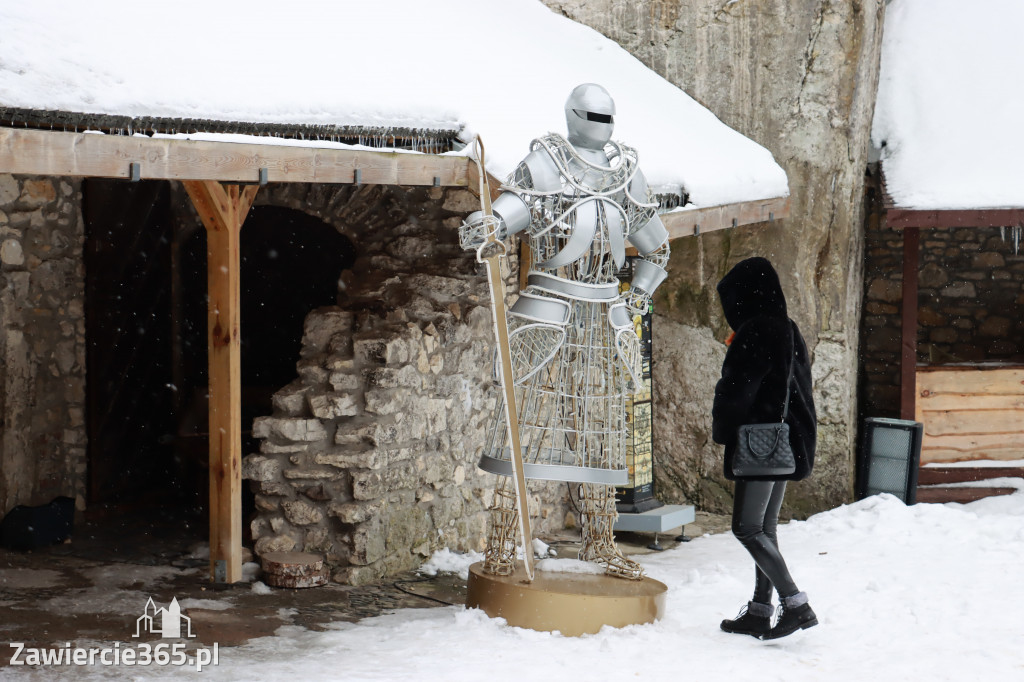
0, 175, 87, 514
861, 195, 1024, 418
542, 0, 886, 515
917, 230, 1024, 363
242, 183, 571, 585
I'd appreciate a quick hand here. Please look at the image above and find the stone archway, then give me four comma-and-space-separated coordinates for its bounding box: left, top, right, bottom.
237, 205, 357, 423
173, 203, 357, 516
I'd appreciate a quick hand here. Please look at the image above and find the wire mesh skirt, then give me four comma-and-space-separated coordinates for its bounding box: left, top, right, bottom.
480, 298, 630, 484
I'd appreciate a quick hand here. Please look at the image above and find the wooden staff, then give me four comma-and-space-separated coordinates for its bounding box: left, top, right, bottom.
472, 137, 534, 580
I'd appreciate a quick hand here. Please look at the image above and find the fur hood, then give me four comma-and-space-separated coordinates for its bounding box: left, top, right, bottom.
717, 256, 788, 331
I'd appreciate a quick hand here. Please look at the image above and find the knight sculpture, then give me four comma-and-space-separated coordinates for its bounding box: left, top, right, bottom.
460, 84, 670, 580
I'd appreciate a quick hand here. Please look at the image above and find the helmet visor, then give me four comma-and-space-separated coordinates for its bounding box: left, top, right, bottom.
573, 109, 613, 124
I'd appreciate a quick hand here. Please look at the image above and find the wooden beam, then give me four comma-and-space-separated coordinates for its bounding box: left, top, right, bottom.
660, 195, 790, 240
918, 467, 1024, 485
465, 159, 504, 201
900, 227, 920, 421
623, 195, 790, 255
915, 486, 1017, 504
886, 207, 1024, 230
880, 172, 1024, 229
183, 179, 254, 584
0, 126, 470, 187
1, 125, 791, 242
519, 241, 532, 291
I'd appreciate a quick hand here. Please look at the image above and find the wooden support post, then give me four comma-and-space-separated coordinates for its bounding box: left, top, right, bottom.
182, 180, 259, 583
900, 227, 920, 421
519, 241, 532, 292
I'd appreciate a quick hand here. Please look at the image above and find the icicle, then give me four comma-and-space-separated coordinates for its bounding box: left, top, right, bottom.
1000, 225, 1006, 242
1014, 225, 1021, 255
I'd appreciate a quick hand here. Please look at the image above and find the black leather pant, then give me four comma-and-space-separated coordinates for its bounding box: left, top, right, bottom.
732, 480, 798, 602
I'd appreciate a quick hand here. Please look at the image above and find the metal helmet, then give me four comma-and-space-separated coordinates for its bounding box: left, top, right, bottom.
564, 83, 615, 150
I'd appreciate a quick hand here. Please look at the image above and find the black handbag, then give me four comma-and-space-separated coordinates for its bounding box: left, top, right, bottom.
731, 325, 797, 478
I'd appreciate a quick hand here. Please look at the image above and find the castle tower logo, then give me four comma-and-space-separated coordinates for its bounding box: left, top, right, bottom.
133, 597, 195, 639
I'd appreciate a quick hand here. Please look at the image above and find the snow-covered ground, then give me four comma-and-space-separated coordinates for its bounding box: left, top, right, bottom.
19, 487, 1021, 681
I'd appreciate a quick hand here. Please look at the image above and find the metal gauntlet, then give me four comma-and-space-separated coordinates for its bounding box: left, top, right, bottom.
459, 192, 532, 252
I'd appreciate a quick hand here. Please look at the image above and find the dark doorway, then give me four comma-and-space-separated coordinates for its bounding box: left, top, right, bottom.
85, 185, 357, 527
176, 205, 358, 449
83, 179, 177, 506
240, 206, 357, 417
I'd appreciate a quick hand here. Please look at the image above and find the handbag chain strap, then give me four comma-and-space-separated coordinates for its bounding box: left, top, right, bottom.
780, 321, 796, 424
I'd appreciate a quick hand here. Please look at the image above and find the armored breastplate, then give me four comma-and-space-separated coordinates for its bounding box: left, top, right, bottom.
519, 135, 641, 283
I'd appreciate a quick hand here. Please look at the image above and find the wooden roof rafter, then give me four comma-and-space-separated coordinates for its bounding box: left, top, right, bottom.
881, 172, 1024, 230
0, 126, 471, 187
1, 125, 790, 233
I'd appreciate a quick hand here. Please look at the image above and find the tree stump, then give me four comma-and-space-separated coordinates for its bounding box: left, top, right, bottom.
260, 551, 328, 588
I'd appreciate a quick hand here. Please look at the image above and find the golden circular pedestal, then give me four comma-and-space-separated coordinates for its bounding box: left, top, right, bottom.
465, 562, 667, 636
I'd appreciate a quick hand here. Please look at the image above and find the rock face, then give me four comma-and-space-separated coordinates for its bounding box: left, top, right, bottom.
0, 175, 87, 514
542, 0, 886, 514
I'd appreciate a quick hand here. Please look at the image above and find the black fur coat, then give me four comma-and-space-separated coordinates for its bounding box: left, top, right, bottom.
712, 258, 817, 481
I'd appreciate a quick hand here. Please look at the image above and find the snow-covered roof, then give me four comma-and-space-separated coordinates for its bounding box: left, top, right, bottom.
0, 0, 788, 209
872, 0, 1024, 211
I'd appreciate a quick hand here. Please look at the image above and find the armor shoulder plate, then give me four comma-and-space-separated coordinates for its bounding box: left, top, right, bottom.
628, 166, 650, 199
522, 148, 562, 193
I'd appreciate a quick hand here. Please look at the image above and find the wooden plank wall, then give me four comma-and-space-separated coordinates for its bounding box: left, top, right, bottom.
915, 366, 1024, 463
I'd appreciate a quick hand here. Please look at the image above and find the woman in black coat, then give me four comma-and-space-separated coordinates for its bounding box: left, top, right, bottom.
712, 257, 818, 640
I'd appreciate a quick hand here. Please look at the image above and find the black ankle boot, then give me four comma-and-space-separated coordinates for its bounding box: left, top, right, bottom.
720, 600, 772, 638
762, 592, 817, 640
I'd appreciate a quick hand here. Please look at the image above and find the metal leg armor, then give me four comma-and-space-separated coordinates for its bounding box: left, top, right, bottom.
483, 477, 520, 576
578, 483, 643, 580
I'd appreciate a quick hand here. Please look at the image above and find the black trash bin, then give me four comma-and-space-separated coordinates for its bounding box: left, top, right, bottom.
857, 418, 924, 504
